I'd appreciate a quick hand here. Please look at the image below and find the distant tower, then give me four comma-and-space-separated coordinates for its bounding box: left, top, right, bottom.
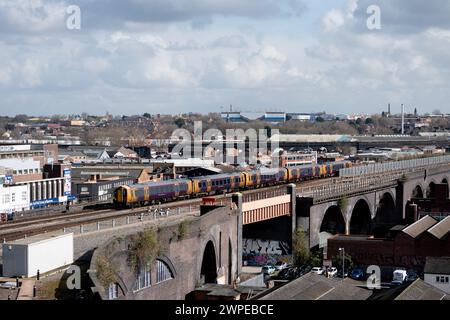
401, 104, 405, 135
388, 103, 391, 116
414, 107, 418, 117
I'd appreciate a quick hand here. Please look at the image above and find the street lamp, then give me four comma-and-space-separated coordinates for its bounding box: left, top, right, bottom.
339, 248, 345, 281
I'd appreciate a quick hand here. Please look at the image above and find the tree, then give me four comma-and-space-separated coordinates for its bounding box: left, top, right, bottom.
309, 249, 323, 267
365, 118, 374, 125
174, 118, 186, 128
292, 227, 310, 266
143, 113, 152, 119
332, 252, 354, 271
315, 117, 324, 123
432, 109, 441, 115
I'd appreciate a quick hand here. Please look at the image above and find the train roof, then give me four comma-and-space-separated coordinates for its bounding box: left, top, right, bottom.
125, 179, 191, 189
190, 173, 241, 180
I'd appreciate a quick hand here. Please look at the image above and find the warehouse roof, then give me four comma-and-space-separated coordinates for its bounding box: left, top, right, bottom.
402, 215, 438, 238
427, 216, 450, 239
257, 272, 372, 300
395, 279, 448, 300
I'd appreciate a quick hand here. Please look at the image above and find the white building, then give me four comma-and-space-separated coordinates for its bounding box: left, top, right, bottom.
2, 232, 74, 277
424, 257, 450, 294
0, 180, 29, 216
0, 158, 41, 177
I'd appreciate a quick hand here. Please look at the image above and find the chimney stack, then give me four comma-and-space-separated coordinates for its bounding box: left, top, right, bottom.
401, 104, 405, 135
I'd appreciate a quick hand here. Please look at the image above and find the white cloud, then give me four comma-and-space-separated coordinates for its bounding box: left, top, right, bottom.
322, 9, 345, 32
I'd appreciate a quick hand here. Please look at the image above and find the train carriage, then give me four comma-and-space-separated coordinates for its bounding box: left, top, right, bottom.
113, 160, 354, 208
259, 168, 287, 186
242, 170, 261, 189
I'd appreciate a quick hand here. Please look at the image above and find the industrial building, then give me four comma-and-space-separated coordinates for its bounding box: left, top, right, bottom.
327, 215, 450, 271
75, 176, 135, 202
1, 232, 74, 278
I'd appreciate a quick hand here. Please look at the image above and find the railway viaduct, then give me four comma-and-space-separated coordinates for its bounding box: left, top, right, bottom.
296, 166, 450, 248
82, 156, 450, 299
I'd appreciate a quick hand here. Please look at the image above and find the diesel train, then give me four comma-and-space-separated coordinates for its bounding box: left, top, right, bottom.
113, 161, 352, 208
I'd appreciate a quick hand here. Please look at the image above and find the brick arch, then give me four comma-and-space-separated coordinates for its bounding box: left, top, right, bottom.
349, 197, 372, 235
320, 204, 346, 235
349, 195, 373, 219
198, 236, 219, 284
426, 179, 438, 198
411, 184, 425, 199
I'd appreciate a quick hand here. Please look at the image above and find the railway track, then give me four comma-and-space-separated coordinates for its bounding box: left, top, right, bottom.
0, 178, 331, 242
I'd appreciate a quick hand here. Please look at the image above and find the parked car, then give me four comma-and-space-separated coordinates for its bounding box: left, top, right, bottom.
311, 267, 324, 275
276, 268, 293, 280
406, 270, 419, 283
298, 265, 313, 276
327, 267, 338, 277
274, 261, 289, 271
261, 265, 276, 275
391, 269, 408, 286
349, 267, 366, 281
336, 269, 348, 279
279, 267, 299, 281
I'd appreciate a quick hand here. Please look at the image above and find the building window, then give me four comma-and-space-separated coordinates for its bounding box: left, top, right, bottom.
11, 193, 15, 202
22, 191, 27, 201
108, 283, 119, 300
135, 264, 151, 290
156, 260, 173, 284
3, 194, 10, 204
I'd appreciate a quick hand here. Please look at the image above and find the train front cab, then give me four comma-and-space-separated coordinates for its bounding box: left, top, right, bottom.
114, 186, 129, 208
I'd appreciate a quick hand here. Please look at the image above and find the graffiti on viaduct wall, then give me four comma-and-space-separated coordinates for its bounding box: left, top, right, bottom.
242, 238, 291, 266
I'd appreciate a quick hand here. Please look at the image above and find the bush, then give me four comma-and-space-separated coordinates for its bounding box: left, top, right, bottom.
128, 229, 161, 271
292, 227, 310, 266
96, 255, 117, 287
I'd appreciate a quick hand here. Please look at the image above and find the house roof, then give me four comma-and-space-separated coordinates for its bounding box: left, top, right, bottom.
395, 279, 448, 300
427, 216, 450, 239
257, 272, 372, 300
402, 215, 438, 238
424, 257, 450, 275
115, 147, 138, 157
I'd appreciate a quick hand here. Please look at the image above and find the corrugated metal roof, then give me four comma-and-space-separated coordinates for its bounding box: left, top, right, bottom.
259, 273, 372, 300
395, 279, 448, 300
427, 216, 450, 239
402, 215, 438, 238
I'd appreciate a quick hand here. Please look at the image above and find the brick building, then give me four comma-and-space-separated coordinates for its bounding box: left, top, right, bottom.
327, 215, 450, 270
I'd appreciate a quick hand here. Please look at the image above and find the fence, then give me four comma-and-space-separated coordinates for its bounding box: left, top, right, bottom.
298, 175, 398, 203
340, 155, 450, 178
63, 204, 201, 236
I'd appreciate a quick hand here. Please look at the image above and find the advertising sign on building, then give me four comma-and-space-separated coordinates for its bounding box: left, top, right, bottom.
63, 168, 71, 196
4, 175, 13, 185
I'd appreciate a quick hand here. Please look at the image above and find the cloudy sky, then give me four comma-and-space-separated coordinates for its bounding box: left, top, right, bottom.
0, 0, 449, 116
